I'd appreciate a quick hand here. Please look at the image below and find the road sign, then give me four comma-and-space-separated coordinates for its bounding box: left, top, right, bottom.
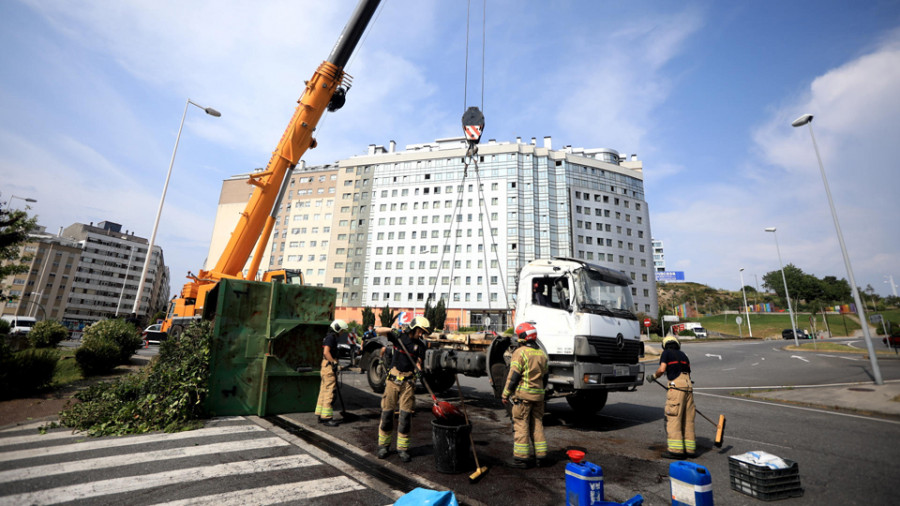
643, 318, 651, 327
869, 314, 883, 324
663, 315, 679, 322
736, 316, 743, 325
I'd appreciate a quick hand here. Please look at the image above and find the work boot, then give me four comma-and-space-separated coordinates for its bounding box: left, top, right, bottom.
663, 451, 686, 460
321, 419, 340, 427
398, 450, 412, 463
507, 458, 530, 469
376, 446, 390, 459
685, 452, 697, 459
536, 457, 548, 468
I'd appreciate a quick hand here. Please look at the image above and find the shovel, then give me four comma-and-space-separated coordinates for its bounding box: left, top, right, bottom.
395, 337, 463, 422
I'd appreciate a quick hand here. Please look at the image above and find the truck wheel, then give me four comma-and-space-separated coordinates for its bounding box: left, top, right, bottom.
424, 370, 456, 394
366, 354, 387, 394
566, 391, 609, 414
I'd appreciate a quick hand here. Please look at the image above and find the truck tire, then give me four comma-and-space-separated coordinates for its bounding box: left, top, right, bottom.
423, 370, 456, 394
365, 354, 387, 394
566, 391, 609, 414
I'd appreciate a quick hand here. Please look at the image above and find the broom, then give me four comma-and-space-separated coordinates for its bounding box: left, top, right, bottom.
455, 374, 489, 482
650, 377, 726, 448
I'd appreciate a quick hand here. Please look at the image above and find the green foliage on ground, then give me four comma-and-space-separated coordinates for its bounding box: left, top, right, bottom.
59, 321, 212, 436
0, 319, 9, 335
0, 340, 59, 399
28, 320, 70, 348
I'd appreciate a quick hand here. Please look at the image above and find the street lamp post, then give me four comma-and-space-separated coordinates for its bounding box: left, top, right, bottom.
132, 99, 220, 316
116, 246, 134, 317
6, 195, 37, 209
791, 113, 883, 385
765, 228, 799, 347
739, 268, 752, 338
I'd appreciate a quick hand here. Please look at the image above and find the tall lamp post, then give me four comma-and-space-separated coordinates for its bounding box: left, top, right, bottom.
765, 228, 799, 347
739, 268, 752, 338
132, 99, 220, 316
6, 195, 37, 209
791, 113, 883, 385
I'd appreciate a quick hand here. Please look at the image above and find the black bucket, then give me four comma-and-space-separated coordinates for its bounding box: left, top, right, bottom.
431, 420, 473, 474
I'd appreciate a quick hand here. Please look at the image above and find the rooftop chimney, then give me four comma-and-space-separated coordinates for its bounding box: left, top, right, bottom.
389, 140, 396, 153
543, 136, 552, 150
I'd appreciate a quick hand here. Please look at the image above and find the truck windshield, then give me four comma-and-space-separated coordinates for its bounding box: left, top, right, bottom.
574, 268, 635, 315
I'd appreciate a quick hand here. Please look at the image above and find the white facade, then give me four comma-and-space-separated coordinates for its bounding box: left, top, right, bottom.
652, 238, 666, 272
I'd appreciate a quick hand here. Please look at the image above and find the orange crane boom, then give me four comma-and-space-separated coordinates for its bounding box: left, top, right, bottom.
164, 0, 381, 332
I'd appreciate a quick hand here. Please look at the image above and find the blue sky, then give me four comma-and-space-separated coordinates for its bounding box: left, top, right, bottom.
2, 0, 899, 299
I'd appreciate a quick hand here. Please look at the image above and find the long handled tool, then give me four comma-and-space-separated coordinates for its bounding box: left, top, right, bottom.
650, 377, 726, 447
395, 337, 463, 422
333, 363, 349, 418
455, 373, 489, 482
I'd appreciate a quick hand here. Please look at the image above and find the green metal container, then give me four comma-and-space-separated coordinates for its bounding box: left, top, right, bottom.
202, 278, 336, 416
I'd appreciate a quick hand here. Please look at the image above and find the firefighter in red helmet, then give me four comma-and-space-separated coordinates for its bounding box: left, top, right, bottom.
502, 321, 550, 468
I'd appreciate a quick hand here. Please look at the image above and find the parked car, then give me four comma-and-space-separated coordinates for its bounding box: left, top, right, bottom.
1, 315, 37, 335
141, 323, 168, 345
336, 332, 362, 366
782, 328, 810, 340
693, 327, 708, 338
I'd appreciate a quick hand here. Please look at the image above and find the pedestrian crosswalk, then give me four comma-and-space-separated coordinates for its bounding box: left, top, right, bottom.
0, 417, 394, 505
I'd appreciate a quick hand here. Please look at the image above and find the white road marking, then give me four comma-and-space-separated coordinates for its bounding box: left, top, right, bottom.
705, 354, 722, 360
0, 424, 264, 462
0, 437, 290, 483
0, 429, 78, 448
722, 368, 736, 371
156, 475, 366, 506
725, 435, 793, 449
1, 455, 320, 505
790, 355, 809, 363
694, 392, 900, 426
815, 354, 861, 361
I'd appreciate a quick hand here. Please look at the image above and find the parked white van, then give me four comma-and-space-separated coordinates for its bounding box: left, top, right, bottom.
1, 315, 37, 335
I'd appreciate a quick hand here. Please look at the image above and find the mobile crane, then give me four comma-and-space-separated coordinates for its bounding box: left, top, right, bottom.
163, 0, 382, 335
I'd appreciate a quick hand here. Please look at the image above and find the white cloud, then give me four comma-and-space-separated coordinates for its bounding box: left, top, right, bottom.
659, 30, 900, 292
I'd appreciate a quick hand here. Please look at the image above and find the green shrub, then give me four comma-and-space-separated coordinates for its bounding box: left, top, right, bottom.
82, 319, 141, 364
28, 320, 70, 348
678, 329, 697, 337
60, 321, 212, 436
75, 339, 121, 376
0, 319, 9, 335
0, 347, 59, 399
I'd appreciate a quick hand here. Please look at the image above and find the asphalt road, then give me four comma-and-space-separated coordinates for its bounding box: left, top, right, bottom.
297, 338, 900, 505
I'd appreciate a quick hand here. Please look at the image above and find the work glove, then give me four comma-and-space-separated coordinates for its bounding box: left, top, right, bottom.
414, 369, 423, 381
502, 397, 509, 406
646, 374, 656, 384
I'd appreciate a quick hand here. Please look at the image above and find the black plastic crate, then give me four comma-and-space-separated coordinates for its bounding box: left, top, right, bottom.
729, 456, 803, 501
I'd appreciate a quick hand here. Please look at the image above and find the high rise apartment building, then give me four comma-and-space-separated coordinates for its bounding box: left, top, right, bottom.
208, 136, 658, 322
1, 228, 81, 321
1, 221, 170, 327
62, 221, 169, 325
652, 238, 666, 272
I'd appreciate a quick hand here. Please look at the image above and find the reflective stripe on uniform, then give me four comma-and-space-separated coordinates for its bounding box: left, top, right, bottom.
397, 436, 410, 451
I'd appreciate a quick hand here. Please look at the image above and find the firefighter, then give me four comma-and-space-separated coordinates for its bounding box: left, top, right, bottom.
374, 315, 430, 462
647, 335, 696, 458
315, 319, 347, 427
502, 322, 549, 469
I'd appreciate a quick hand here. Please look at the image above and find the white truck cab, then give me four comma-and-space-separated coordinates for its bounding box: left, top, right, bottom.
514, 258, 645, 413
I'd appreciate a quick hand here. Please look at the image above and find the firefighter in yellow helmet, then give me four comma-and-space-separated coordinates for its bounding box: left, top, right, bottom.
315, 319, 347, 427
374, 315, 430, 462
647, 335, 696, 458
502, 321, 550, 468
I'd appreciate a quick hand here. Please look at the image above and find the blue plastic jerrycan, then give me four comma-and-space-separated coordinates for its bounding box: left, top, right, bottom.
669, 461, 714, 506
566, 460, 604, 506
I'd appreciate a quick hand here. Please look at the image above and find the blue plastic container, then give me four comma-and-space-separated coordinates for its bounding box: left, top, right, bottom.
566, 460, 604, 506
669, 461, 714, 506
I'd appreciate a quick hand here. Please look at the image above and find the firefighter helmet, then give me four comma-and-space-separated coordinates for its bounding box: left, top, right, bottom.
515, 322, 538, 341
330, 319, 349, 333
662, 335, 680, 349
409, 316, 431, 333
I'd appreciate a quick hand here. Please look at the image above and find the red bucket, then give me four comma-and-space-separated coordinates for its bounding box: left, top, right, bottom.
567, 449, 585, 464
